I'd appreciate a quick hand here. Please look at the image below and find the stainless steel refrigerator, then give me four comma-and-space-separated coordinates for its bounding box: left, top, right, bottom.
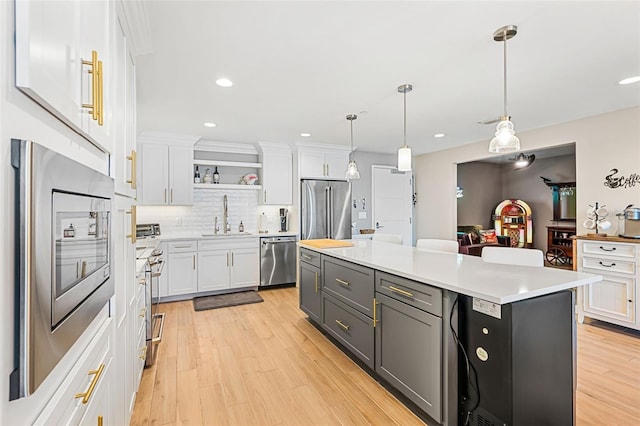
301, 179, 352, 240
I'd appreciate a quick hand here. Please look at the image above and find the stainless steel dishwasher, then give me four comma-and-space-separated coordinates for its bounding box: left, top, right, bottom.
260, 236, 297, 287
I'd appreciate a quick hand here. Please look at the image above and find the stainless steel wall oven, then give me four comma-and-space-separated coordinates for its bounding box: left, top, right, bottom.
10, 139, 114, 399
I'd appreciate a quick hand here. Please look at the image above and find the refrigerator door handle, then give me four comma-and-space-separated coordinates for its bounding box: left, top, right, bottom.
325, 186, 331, 239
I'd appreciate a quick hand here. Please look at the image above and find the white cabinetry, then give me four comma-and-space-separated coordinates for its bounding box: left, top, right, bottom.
297, 144, 350, 179
34, 317, 113, 425
577, 238, 638, 329
259, 142, 292, 205
138, 133, 198, 206
15, 0, 113, 152
111, 14, 137, 198
198, 238, 260, 291
167, 241, 198, 296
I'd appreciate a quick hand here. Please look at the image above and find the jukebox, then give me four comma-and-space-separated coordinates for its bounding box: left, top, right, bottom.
493, 199, 533, 248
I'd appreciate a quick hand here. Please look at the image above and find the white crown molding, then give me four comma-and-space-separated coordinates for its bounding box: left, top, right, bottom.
195, 140, 259, 155
257, 141, 292, 152
118, 0, 154, 56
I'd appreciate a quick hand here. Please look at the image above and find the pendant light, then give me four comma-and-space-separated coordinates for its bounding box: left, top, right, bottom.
397, 84, 413, 171
345, 114, 360, 180
489, 25, 520, 153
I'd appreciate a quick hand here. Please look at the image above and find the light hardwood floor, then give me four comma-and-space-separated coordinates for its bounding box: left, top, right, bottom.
131, 287, 640, 426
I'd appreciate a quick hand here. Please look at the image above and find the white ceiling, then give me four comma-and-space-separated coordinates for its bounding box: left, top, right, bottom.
136, 1, 640, 156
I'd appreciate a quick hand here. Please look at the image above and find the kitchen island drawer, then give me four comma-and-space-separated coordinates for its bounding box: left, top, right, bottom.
582, 257, 635, 275
322, 293, 374, 369
322, 256, 374, 317
582, 241, 635, 258
299, 247, 321, 268
375, 271, 442, 317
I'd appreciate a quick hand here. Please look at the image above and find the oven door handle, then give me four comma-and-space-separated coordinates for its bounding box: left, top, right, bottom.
152, 313, 165, 343
150, 260, 165, 277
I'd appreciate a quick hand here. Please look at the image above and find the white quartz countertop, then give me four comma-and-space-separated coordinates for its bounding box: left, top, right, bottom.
146, 231, 298, 242
300, 239, 603, 304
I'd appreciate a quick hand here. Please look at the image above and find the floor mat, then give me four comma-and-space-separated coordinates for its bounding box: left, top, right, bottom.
193, 291, 263, 311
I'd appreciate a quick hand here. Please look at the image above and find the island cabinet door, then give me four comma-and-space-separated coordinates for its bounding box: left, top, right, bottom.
299, 262, 322, 323
375, 292, 442, 423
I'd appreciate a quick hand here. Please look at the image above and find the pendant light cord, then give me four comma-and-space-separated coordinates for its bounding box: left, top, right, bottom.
503, 28, 508, 118
350, 119, 354, 161
403, 89, 407, 147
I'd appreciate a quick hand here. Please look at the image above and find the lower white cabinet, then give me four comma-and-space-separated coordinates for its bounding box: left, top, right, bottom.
577, 238, 638, 329
167, 240, 198, 296
34, 317, 113, 425
198, 238, 260, 291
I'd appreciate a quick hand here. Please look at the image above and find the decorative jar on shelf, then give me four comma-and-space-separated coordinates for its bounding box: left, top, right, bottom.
203, 168, 213, 184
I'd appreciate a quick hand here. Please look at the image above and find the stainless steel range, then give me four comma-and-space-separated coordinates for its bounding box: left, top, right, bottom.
136, 224, 165, 367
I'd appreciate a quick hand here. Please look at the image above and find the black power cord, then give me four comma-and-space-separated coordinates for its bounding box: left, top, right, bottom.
450, 295, 480, 426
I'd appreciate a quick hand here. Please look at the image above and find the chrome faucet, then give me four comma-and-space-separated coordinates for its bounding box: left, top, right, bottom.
223, 195, 229, 234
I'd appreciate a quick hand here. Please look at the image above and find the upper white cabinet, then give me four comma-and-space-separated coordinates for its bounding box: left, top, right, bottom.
259, 142, 292, 205
296, 143, 351, 179
15, 0, 113, 153
138, 133, 198, 206
111, 15, 137, 198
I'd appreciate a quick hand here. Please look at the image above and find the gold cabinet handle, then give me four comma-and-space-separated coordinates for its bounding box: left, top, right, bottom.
314, 272, 319, 293
125, 205, 137, 244
82, 51, 99, 121
126, 150, 137, 189
389, 285, 413, 298
226, 252, 229, 267
173, 245, 192, 249
335, 278, 350, 287
231, 252, 234, 266
98, 415, 104, 426
264, 190, 267, 202
164, 189, 167, 203
139, 308, 146, 318
373, 298, 378, 328
139, 346, 148, 360
171, 188, 174, 203
193, 255, 196, 269
301, 254, 312, 260
335, 320, 350, 331
75, 363, 105, 404
97, 58, 104, 126
139, 278, 146, 286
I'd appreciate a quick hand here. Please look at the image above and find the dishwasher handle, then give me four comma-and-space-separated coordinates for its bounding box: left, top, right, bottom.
261, 237, 297, 245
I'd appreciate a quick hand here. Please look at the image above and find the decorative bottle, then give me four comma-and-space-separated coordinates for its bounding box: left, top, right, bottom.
213, 167, 220, 184
194, 165, 201, 184
239, 221, 244, 233
203, 168, 213, 184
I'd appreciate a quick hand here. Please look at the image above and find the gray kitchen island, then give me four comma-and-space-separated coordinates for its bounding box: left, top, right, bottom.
298, 239, 602, 426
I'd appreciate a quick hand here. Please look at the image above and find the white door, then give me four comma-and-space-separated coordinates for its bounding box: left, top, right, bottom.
372, 166, 413, 246
299, 150, 327, 178
167, 252, 198, 296
324, 151, 350, 179
198, 250, 230, 291
230, 248, 260, 288
169, 146, 194, 205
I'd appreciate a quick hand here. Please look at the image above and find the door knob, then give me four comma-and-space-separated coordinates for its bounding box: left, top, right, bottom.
375, 222, 384, 229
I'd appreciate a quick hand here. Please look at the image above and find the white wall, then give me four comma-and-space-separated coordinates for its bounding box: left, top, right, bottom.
415, 107, 640, 241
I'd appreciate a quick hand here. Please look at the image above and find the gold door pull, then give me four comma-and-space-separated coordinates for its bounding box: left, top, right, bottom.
139, 346, 148, 360
126, 150, 137, 189
82, 51, 99, 121
335, 320, 350, 331
314, 272, 319, 293
126, 206, 137, 244
389, 286, 413, 298
335, 278, 350, 287
75, 363, 105, 404
373, 298, 378, 328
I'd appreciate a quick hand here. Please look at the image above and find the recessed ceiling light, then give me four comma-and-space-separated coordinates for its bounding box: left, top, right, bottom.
203, 122, 216, 128
300, 133, 311, 137
619, 76, 640, 85
216, 78, 233, 87
434, 133, 445, 138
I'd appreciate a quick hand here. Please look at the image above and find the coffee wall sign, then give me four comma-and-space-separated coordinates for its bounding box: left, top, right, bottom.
604, 168, 640, 189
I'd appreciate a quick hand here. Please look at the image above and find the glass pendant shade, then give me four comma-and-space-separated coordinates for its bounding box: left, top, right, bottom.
397, 145, 412, 171
488, 118, 520, 153
345, 160, 360, 180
